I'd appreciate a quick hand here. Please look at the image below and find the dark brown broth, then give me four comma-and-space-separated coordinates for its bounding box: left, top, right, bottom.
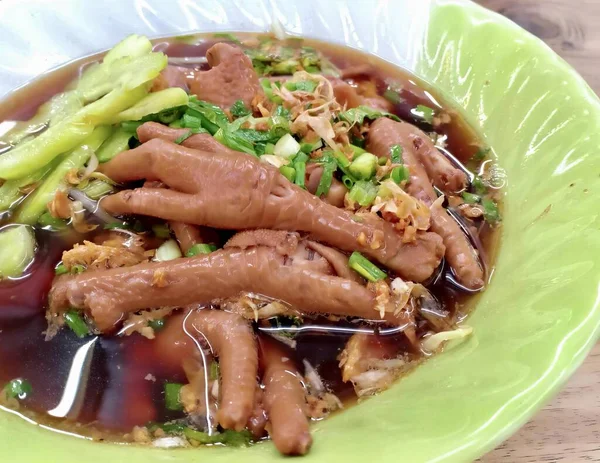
0, 33, 500, 442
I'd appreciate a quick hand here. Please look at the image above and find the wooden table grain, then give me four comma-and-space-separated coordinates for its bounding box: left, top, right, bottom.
476, 1, 600, 461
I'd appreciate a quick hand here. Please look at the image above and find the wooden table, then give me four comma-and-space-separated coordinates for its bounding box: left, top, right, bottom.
476, 1, 600, 461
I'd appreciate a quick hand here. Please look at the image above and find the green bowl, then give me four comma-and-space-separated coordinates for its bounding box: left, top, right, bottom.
1, 0, 599, 461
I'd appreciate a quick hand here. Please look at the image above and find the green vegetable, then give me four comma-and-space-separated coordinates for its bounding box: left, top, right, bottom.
338, 105, 400, 126
378, 156, 388, 166
187, 97, 229, 135
391, 165, 410, 184
412, 104, 435, 124
209, 361, 220, 381
103, 34, 153, 66
462, 192, 481, 204
147, 421, 186, 434
273, 105, 291, 119
383, 87, 402, 104
0, 162, 56, 212
14, 126, 112, 224
348, 180, 378, 207
348, 153, 377, 180
213, 32, 241, 44
1, 91, 83, 146
349, 144, 367, 160
55, 263, 69, 275
264, 142, 275, 154
315, 161, 336, 197
300, 138, 323, 154
38, 212, 68, 230
348, 251, 387, 282
71, 264, 86, 274
155, 239, 183, 261
472, 176, 487, 195
284, 80, 318, 93
273, 133, 300, 159
183, 428, 252, 447
152, 224, 171, 239
148, 319, 165, 332
213, 128, 256, 156
113, 88, 188, 123
164, 383, 183, 411
3, 378, 32, 400
64, 310, 90, 338
293, 152, 309, 189
389, 144, 403, 164
472, 147, 490, 162
342, 175, 355, 189
78, 179, 114, 200
259, 79, 282, 103
482, 198, 501, 223
186, 243, 217, 257
230, 100, 251, 117
279, 165, 296, 182
0, 225, 36, 279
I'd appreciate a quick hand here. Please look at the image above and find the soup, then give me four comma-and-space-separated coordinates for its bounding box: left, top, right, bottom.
0, 33, 503, 455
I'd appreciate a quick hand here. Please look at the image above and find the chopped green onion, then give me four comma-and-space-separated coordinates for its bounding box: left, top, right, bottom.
472, 147, 490, 162
391, 166, 410, 184
279, 166, 296, 182
64, 310, 90, 338
213, 128, 257, 156
337, 105, 400, 125
183, 428, 252, 447
209, 361, 220, 381
300, 138, 323, 154
4, 378, 32, 400
174, 130, 193, 145
230, 100, 251, 117
389, 145, 403, 164
342, 175, 355, 189
164, 383, 183, 411
315, 161, 335, 197
273, 133, 300, 159
350, 144, 367, 160
412, 104, 435, 124
348, 181, 378, 207
155, 239, 183, 261
284, 80, 318, 93
333, 150, 351, 169
71, 264, 86, 275
55, 263, 68, 275
213, 32, 241, 44
348, 153, 378, 180
378, 156, 388, 166
186, 243, 217, 257
38, 212, 68, 230
147, 422, 187, 435
383, 87, 402, 104
264, 142, 275, 155
472, 176, 487, 195
462, 192, 481, 204
294, 161, 306, 188
482, 198, 501, 224
0, 225, 36, 279
152, 224, 171, 239
348, 252, 387, 282
148, 319, 165, 332
259, 79, 282, 103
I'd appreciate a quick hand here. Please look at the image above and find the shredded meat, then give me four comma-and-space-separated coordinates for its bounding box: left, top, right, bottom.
259, 335, 312, 456
367, 118, 484, 289
188, 43, 263, 108
61, 241, 148, 271
99, 138, 444, 282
